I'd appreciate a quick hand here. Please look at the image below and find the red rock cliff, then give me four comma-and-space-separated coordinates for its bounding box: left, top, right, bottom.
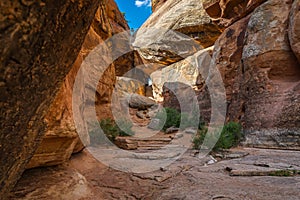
27, 0, 131, 169
142, 0, 300, 149
0, 0, 100, 198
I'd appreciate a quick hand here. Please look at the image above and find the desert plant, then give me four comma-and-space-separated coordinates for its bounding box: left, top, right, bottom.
89, 118, 134, 146
99, 118, 120, 141
180, 112, 205, 130
215, 122, 243, 150
269, 170, 300, 177
115, 118, 134, 136
155, 107, 181, 130
192, 126, 208, 149
88, 119, 117, 146
155, 107, 205, 131
192, 122, 243, 151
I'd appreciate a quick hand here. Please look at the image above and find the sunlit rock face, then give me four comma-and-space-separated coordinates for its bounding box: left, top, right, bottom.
151, 47, 213, 101
161, 16, 250, 123
0, 0, 100, 198
151, 0, 167, 12
27, 0, 131, 169
134, 0, 223, 66
146, 0, 300, 149
115, 76, 146, 97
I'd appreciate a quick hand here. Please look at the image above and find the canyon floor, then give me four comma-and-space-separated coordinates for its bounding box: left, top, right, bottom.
10, 146, 300, 200
8, 109, 300, 199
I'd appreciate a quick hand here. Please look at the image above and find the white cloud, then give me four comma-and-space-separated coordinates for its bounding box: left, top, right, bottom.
135, 0, 151, 7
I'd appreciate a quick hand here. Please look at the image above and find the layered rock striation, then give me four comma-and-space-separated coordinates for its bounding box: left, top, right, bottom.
241, 0, 300, 148
0, 0, 100, 198
27, 0, 131, 169
134, 0, 223, 66
143, 0, 300, 149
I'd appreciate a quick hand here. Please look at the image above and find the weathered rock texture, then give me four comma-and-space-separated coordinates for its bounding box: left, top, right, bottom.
128, 94, 156, 110
151, 47, 213, 101
0, 0, 100, 198
134, 0, 222, 65
115, 51, 143, 76
115, 77, 146, 97
150, 0, 300, 149
151, 0, 167, 12
289, 0, 300, 63
184, 16, 250, 124
242, 0, 300, 148
10, 148, 300, 199
10, 165, 92, 200
27, 0, 130, 169
209, 16, 250, 123
203, 0, 267, 27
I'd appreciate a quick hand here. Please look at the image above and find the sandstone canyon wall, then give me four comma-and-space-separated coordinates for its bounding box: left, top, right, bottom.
138, 0, 300, 149
0, 0, 101, 198
0, 0, 131, 198
242, 0, 300, 148
27, 0, 131, 169
1, 0, 300, 198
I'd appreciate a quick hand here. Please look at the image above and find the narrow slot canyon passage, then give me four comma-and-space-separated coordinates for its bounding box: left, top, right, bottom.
1, 0, 300, 199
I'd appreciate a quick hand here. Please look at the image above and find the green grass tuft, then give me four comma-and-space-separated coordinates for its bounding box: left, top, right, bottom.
192, 122, 243, 151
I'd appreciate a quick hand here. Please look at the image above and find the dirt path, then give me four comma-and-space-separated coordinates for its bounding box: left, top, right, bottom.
9, 109, 300, 199
10, 147, 300, 200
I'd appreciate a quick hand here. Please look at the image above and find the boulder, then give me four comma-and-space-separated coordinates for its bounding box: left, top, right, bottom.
0, 0, 100, 197
151, 47, 213, 101
289, 0, 300, 63
162, 82, 198, 113
136, 110, 147, 119
148, 118, 161, 130
166, 127, 180, 134
242, 0, 300, 148
134, 0, 222, 65
129, 94, 156, 110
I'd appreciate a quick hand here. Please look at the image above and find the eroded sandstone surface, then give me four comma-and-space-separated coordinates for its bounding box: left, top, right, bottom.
242, 0, 300, 148
203, 0, 267, 27
289, 0, 300, 63
9, 148, 300, 199
134, 0, 223, 65
152, 0, 300, 149
1, 0, 300, 198
0, 0, 100, 197
27, 0, 132, 169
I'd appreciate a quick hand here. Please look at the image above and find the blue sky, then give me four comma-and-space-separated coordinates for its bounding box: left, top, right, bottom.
115, 0, 152, 30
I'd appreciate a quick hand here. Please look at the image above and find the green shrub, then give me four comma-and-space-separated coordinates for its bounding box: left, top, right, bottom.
215, 122, 243, 150
155, 107, 204, 131
180, 112, 205, 130
192, 127, 208, 149
115, 118, 134, 136
192, 122, 243, 151
155, 107, 181, 131
89, 118, 133, 146
99, 119, 120, 141
269, 170, 300, 177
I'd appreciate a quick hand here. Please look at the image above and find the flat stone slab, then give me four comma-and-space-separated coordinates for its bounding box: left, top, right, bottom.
10, 148, 300, 200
